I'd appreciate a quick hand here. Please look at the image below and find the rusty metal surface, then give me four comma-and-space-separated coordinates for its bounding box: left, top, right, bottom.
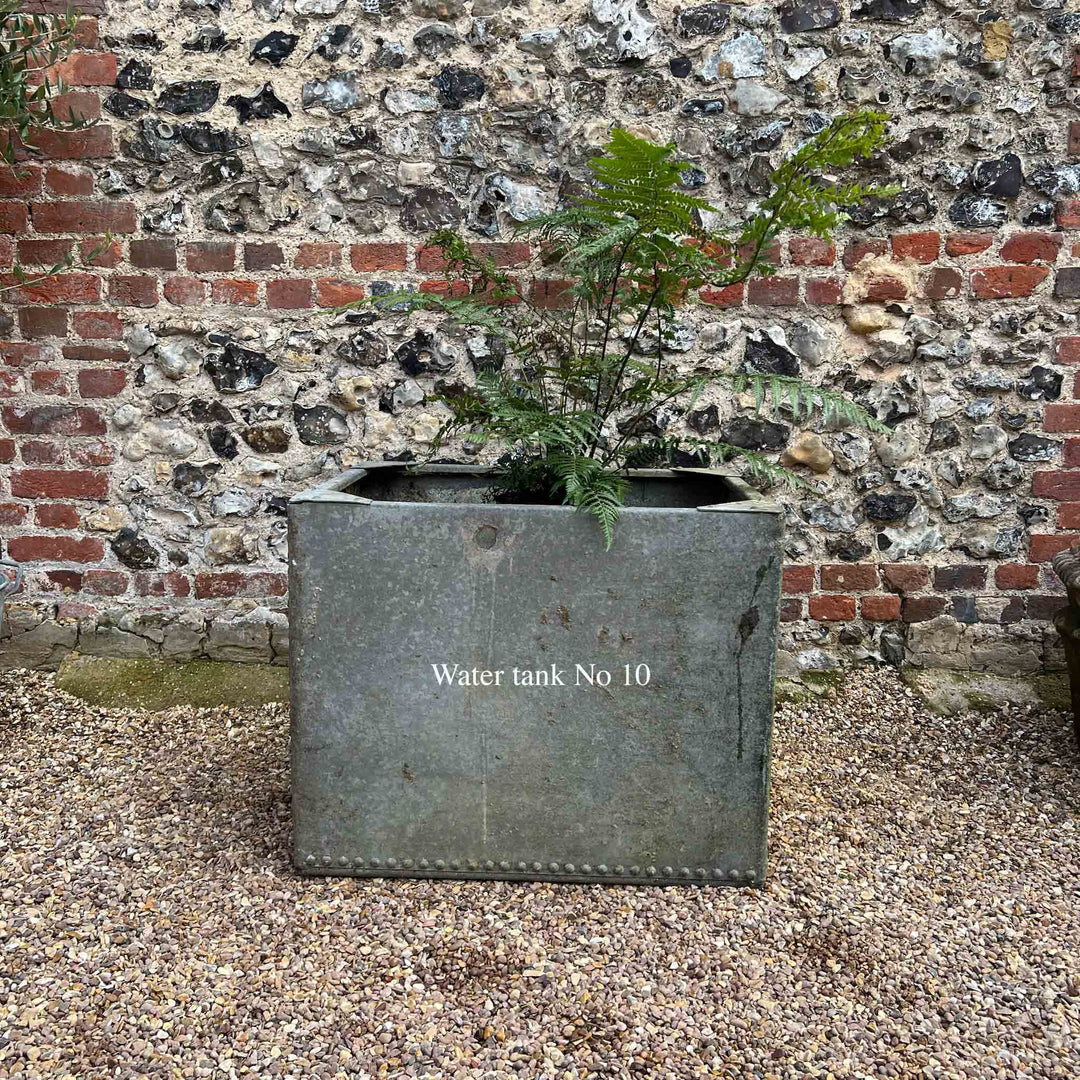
289, 465, 782, 886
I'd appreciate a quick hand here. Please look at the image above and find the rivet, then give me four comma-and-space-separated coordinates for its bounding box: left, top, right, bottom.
338, 856, 349, 868
729, 869, 741, 881
745, 869, 757, 882
468, 860, 479, 871
435, 859, 446, 870
387, 857, 398, 868
564, 863, 575, 873
580, 864, 591, 874
484, 860, 494, 871
322, 855, 332, 866
370, 858, 381, 869
402, 858, 414, 869
712, 868, 724, 879
450, 859, 460, 870
418, 858, 429, 869
305, 854, 316, 866
515, 861, 526, 871
680, 867, 691, 878
629, 865, 639, 876
662, 866, 673, 877
548, 861, 560, 873
616, 865, 626, 875
499, 861, 510, 871
597, 864, 608, 874
646, 866, 658, 877
695, 867, 707, 878
532, 861, 542, 872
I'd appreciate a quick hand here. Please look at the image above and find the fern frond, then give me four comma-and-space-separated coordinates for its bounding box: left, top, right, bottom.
547, 453, 628, 550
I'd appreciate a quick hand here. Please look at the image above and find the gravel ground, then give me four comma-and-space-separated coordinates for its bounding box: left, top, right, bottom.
0, 667, 1077, 1080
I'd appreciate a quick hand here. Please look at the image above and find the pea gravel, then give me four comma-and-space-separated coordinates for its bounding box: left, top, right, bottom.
1, 667, 1078, 1080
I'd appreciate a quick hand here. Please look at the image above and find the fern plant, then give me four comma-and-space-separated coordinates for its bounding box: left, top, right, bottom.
349, 112, 898, 548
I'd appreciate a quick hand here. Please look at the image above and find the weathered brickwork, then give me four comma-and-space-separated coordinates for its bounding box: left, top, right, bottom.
2, 0, 1080, 672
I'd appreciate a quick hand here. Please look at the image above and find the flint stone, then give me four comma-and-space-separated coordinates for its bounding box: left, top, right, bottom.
183, 26, 230, 52
948, 194, 1008, 228
517, 28, 563, 57
414, 24, 460, 60
579, 0, 662, 64
243, 425, 291, 453
983, 461, 1024, 490
700, 33, 766, 80
314, 24, 355, 60
295, 0, 347, 12
337, 329, 388, 367
743, 327, 799, 376
954, 524, 1024, 559
373, 41, 406, 69
885, 29, 959, 75
852, 0, 924, 21
779, 0, 841, 32
209, 426, 239, 459
833, 431, 871, 472
157, 81, 220, 115
485, 175, 551, 221
433, 67, 486, 110
971, 154, 1024, 198
730, 80, 788, 116
783, 47, 827, 81
303, 72, 367, 114
862, 492, 916, 522
804, 500, 858, 533
227, 84, 292, 123
111, 528, 159, 570
180, 121, 244, 155
251, 31, 299, 66
104, 92, 151, 119
942, 493, 1008, 522
206, 343, 277, 393
676, 3, 731, 35
401, 188, 461, 230
253, 0, 285, 16
211, 489, 258, 516
876, 428, 920, 468
117, 58, 154, 90
877, 507, 945, 559
1008, 433, 1057, 461
970, 424, 1008, 460
384, 88, 439, 115
721, 416, 789, 450
294, 404, 349, 445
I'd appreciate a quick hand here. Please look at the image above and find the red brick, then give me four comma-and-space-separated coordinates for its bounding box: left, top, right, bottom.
1029, 534, 1080, 562
2, 273, 100, 305
80, 236, 122, 269
809, 594, 856, 621
805, 277, 843, 305
902, 596, 947, 622
843, 239, 887, 270
789, 237, 835, 266
17, 238, 73, 266
0, 165, 41, 197
186, 241, 235, 273
881, 564, 930, 593
42, 569, 82, 592
295, 242, 341, 269
10, 468, 107, 500
0, 342, 56, 367
0, 438, 14, 463
3, 405, 105, 436
474, 242, 532, 268
21, 439, 63, 464
995, 563, 1040, 590
129, 237, 177, 270
62, 345, 127, 363
0, 235, 13, 269
30, 200, 136, 234
419, 279, 469, 298
43, 164, 94, 197
49, 50, 117, 86
108, 275, 158, 307
782, 565, 815, 594
68, 440, 113, 467
19, 307, 67, 338
1055, 338, 1080, 365
1045, 404, 1080, 432
1070, 120, 1080, 158
244, 243, 284, 271
945, 232, 993, 257
134, 571, 191, 598
48, 90, 102, 123
923, 267, 963, 300
0, 202, 28, 233
0, 370, 19, 399
1056, 200, 1080, 229
164, 276, 206, 306
1000, 232, 1063, 265
864, 274, 909, 303
72, 311, 123, 340
820, 564, 878, 591
1027, 595, 1065, 622
211, 279, 259, 306
22, 124, 113, 160
933, 565, 988, 591
891, 231, 939, 264
267, 279, 313, 309
748, 276, 798, 306
1059, 503, 1080, 529
700, 282, 744, 308
532, 280, 575, 309
7, 535, 103, 563
77, 368, 125, 398
35, 502, 79, 529
1032, 469, 1080, 499
351, 243, 407, 272
30, 369, 66, 394
194, 572, 288, 600
83, 569, 127, 596
0, 502, 27, 525
860, 594, 901, 622
315, 278, 364, 307
779, 597, 802, 622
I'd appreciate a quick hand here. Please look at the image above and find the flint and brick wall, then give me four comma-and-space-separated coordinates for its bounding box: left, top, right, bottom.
1, 0, 1080, 672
